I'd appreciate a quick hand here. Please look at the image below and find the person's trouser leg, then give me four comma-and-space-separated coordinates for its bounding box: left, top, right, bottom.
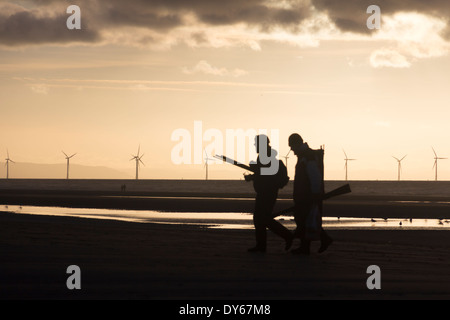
250, 191, 293, 252
253, 213, 267, 250
318, 228, 333, 253
293, 204, 311, 254
249, 194, 270, 252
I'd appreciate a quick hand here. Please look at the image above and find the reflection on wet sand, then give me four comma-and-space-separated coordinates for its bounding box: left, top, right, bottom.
2, 205, 450, 231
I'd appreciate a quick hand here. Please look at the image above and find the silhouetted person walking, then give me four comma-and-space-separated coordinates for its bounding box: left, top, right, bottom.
246, 135, 293, 253
288, 133, 332, 255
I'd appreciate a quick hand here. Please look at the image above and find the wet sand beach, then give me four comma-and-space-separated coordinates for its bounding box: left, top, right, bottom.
1, 212, 450, 300
1, 180, 450, 300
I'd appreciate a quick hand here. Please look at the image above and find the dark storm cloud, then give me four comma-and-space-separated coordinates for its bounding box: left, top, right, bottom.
60, 0, 311, 30
100, 0, 311, 27
311, 0, 450, 34
0, 0, 313, 47
195, 2, 311, 31
0, 3, 99, 46
5, 0, 450, 48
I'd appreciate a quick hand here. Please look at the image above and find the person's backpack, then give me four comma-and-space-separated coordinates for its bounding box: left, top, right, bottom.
276, 159, 290, 189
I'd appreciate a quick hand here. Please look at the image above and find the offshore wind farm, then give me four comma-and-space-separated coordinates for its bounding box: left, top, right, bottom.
2, 142, 450, 221
2, 144, 450, 181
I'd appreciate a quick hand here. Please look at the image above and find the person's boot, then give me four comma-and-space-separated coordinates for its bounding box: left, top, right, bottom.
318, 236, 333, 253
285, 234, 294, 251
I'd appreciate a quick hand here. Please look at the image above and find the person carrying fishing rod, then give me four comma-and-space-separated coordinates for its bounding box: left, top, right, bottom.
288, 133, 333, 255
245, 134, 294, 253
216, 134, 293, 253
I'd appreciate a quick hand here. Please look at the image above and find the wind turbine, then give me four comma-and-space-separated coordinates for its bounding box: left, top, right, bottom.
62, 151, 77, 180
343, 150, 356, 181
432, 148, 447, 181
5, 150, 15, 179
130, 145, 145, 180
392, 155, 407, 181
204, 149, 214, 180
283, 150, 291, 175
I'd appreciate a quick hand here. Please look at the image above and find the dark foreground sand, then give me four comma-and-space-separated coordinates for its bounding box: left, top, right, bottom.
1, 211, 450, 300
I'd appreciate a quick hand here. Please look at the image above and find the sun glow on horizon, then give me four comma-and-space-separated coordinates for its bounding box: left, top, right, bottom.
2, 1, 450, 180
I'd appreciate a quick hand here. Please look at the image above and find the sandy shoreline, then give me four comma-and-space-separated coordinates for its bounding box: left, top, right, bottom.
1, 211, 450, 300
3, 179, 450, 221
2, 181, 450, 300
2, 190, 450, 220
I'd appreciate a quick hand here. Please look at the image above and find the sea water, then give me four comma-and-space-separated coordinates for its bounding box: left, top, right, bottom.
1, 204, 450, 230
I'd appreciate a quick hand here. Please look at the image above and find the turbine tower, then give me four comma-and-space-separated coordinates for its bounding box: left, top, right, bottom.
131, 145, 145, 180
62, 151, 77, 180
283, 150, 291, 175
204, 149, 214, 180
432, 148, 447, 181
392, 155, 407, 181
5, 150, 15, 179
343, 150, 356, 181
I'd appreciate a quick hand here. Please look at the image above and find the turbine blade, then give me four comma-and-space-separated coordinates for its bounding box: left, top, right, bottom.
432, 147, 437, 157
401, 155, 407, 161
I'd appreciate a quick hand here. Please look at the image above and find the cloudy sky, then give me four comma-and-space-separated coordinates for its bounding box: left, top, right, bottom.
2, 0, 450, 180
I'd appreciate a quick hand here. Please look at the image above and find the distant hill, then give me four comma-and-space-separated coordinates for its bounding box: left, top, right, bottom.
0, 162, 131, 179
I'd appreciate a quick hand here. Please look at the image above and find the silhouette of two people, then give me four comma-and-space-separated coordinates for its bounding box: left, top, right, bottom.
245, 133, 333, 255
246, 135, 293, 253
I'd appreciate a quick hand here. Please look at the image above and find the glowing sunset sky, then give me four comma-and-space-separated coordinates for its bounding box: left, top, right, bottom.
2, 0, 450, 180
